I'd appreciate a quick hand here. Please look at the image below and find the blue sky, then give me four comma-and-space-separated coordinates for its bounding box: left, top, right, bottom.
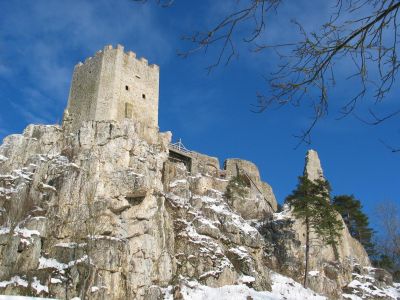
0, 0, 398, 231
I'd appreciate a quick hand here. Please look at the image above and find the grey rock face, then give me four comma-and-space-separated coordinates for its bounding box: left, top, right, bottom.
1, 43, 397, 299
0, 120, 174, 299
0, 120, 278, 299
256, 149, 397, 299
342, 266, 398, 299
0, 122, 396, 300
304, 149, 324, 182
164, 160, 272, 291
224, 158, 277, 217
259, 204, 397, 299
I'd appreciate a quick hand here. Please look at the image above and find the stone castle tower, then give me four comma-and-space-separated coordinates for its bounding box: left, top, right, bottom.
64, 44, 159, 132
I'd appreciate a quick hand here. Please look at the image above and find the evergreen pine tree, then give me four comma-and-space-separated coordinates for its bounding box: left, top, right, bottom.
315, 197, 344, 261
286, 176, 343, 288
332, 195, 375, 256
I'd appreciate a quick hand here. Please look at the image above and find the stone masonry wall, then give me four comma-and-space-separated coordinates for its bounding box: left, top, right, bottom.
65, 45, 159, 133
117, 46, 159, 128
66, 51, 103, 132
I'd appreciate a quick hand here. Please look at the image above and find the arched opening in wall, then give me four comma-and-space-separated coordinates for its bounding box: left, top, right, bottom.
142, 94, 146, 99
125, 85, 129, 91
125, 102, 133, 119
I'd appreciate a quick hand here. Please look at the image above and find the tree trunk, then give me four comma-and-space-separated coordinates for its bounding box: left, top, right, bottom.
304, 216, 310, 288
332, 243, 339, 260
329, 227, 340, 260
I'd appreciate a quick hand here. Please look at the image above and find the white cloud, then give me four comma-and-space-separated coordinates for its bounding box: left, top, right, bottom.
0, 0, 173, 124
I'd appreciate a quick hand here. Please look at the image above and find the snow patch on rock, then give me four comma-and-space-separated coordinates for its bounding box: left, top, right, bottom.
31, 277, 48, 294
0, 276, 29, 288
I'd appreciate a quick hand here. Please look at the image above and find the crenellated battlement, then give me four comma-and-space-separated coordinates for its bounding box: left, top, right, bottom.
74, 44, 159, 71
65, 44, 160, 135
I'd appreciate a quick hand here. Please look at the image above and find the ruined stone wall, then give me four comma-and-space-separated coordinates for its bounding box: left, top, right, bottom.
95, 45, 120, 122
190, 152, 220, 176
116, 46, 159, 129
66, 52, 103, 132
65, 45, 159, 133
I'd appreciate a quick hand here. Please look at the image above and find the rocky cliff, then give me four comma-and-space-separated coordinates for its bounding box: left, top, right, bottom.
0, 120, 398, 299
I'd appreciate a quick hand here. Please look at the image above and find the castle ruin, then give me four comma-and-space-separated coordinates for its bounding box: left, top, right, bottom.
64, 44, 159, 132
62, 44, 278, 212
0, 44, 389, 300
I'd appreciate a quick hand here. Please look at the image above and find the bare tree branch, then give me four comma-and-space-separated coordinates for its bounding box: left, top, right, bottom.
178, 0, 282, 73
379, 139, 400, 152
135, 0, 400, 149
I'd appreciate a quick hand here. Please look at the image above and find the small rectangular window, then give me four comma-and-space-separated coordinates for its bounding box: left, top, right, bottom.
125, 103, 133, 119
125, 85, 129, 91
142, 94, 146, 99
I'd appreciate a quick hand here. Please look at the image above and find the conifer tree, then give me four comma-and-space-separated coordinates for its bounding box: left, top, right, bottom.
315, 200, 344, 261
286, 176, 343, 288
332, 195, 375, 256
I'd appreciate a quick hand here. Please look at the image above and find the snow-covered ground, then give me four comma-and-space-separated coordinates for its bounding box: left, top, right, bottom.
0, 297, 57, 300
164, 272, 400, 300
270, 272, 326, 299
342, 281, 400, 300
164, 272, 327, 300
